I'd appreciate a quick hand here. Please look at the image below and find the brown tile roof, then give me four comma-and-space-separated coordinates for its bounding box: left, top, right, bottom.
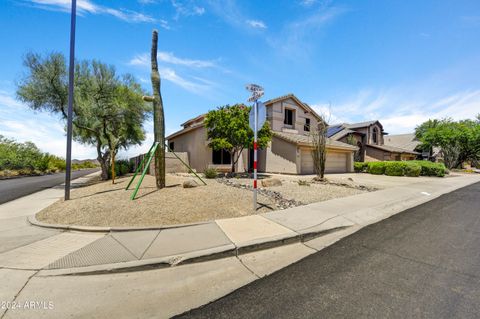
366, 143, 419, 154
384, 133, 421, 152
272, 131, 358, 151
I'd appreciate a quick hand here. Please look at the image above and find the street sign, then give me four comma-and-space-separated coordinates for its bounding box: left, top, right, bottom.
249, 101, 266, 132
245, 84, 265, 211
246, 83, 264, 102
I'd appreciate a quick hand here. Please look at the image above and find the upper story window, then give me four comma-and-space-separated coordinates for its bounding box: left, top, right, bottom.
372, 127, 378, 144
304, 118, 310, 132
168, 142, 174, 151
284, 109, 294, 126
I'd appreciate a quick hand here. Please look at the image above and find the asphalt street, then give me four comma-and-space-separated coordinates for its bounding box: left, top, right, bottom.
178, 181, 480, 319
0, 169, 99, 204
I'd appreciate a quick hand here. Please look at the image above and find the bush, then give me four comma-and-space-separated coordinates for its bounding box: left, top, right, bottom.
354, 162, 368, 173
411, 160, 446, 177
204, 167, 218, 179
384, 161, 407, 176
404, 162, 421, 177
367, 162, 386, 175
107, 159, 132, 179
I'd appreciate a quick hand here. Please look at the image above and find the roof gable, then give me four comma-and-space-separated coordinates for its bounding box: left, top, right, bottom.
264, 93, 324, 123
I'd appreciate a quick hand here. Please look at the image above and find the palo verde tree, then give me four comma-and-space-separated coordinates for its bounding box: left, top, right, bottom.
205, 104, 272, 173
17, 52, 150, 180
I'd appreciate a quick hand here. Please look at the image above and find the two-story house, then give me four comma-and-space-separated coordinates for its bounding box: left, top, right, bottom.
327, 121, 419, 162
166, 94, 357, 174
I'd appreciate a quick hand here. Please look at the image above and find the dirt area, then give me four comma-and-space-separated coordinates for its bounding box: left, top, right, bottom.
36, 173, 372, 227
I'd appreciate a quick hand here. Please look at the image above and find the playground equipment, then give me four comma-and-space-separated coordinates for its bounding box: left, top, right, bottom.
126, 142, 206, 200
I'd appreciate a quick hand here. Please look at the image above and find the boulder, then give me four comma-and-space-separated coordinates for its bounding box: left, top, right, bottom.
261, 178, 282, 187
182, 180, 198, 188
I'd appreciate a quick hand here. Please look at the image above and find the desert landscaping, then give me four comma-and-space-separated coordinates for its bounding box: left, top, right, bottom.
36, 173, 375, 227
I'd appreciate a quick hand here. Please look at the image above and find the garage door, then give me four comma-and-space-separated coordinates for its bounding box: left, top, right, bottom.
300, 149, 347, 174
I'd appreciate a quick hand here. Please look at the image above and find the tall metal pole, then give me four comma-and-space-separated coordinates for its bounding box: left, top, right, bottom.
65, 0, 77, 200
253, 99, 258, 211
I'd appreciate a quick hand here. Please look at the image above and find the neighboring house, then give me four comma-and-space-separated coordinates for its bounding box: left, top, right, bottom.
166, 94, 357, 174
327, 121, 419, 162
384, 133, 442, 162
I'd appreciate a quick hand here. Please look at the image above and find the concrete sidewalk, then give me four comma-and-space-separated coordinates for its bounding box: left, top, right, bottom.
0, 172, 479, 275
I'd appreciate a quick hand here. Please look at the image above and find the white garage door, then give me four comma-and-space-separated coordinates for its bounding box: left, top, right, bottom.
300, 149, 347, 174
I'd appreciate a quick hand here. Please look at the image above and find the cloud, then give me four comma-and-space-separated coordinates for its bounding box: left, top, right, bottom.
246, 20, 267, 29
312, 88, 480, 134
0, 91, 97, 159
171, 0, 205, 19
128, 52, 218, 94
268, 5, 347, 58
129, 52, 217, 68
26, 0, 165, 26
299, 0, 317, 7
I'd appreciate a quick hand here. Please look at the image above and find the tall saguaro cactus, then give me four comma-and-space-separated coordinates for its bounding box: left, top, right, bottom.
151, 29, 166, 189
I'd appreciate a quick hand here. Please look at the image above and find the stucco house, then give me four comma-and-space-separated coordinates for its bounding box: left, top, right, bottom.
166, 94, 357, 174
384, 133, 442, 162
327, 121, 419, 162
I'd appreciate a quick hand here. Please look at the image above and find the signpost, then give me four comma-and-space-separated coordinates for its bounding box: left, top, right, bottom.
65, 0, 77, 200
246, 84, 264, 210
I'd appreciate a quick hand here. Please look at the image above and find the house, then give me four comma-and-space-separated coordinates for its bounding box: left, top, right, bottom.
327, 121, 419, 162
166, 94, 358, 174
384, 133, 442, 162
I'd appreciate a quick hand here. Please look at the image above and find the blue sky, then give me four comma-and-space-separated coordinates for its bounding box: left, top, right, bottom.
0, 0, 479, 159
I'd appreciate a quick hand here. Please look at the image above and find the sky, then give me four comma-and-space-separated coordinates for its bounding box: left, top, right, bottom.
0, 0, 479, 159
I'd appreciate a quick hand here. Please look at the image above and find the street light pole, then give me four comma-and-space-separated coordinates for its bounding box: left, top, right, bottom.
65, 0, 77, 200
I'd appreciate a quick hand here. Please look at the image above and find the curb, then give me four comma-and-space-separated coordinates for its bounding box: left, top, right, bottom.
28, 215, 212, 232
36, 225, 351, 277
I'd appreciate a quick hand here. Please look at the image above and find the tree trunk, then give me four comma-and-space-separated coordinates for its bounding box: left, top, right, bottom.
111, 150, 115, 184
96, 141, 109, 180
151, 30, 165, 189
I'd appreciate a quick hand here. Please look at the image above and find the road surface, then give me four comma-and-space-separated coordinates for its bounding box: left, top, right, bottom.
0, 169, 99, 204
178, 181, 480, 319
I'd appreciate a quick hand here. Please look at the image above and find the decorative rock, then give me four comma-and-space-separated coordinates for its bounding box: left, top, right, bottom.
261, 178, 282, 187
182, 180, 198, 188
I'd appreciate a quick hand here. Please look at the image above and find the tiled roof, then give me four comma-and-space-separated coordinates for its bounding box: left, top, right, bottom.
344, 121, 379, 129
366, 143, 419, 154
272, 131, 358, 151
384, 133, 421, 152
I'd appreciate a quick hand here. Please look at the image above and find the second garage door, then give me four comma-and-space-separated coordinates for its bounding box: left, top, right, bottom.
300, 149, 348, 174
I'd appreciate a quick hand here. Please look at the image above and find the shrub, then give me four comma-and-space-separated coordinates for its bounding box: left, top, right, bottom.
384, 161, 407, 176
354, 162, 368, 173
107, 159, 132, 179
367, 162, 386, 175
411, 160, 446, 177
204, 167, 218, 179
404, 162, 421, 177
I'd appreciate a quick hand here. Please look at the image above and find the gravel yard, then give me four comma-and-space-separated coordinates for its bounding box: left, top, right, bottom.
36, 173, 372, 227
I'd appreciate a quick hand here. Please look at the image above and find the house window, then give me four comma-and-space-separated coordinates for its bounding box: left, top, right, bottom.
284, 109, 294, 125
212, 149, 231, 165
372, 127, 378, 144
304, 118, 310, 132
169, 142, 174, 151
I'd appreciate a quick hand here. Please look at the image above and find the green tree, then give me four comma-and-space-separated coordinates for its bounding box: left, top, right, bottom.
205, 104, 272, 173
17, 52, 150, 180
415, 118, 480, 169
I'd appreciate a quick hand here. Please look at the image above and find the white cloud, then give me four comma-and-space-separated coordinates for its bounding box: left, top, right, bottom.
171, 0, 205, 19
0, 90, 97, 159
27, 0, 164, 26
299, 0, 317, 7
268, 5, 347, 58
129, 52, 216, 68
246, 20, 267, 29
128, 52, 218, 94
313, 88, 480, 134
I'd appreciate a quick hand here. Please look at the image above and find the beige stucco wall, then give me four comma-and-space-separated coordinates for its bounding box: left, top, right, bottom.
168, 126, 211, 172
260, 136, 298, 174
267, 98, 319, 134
